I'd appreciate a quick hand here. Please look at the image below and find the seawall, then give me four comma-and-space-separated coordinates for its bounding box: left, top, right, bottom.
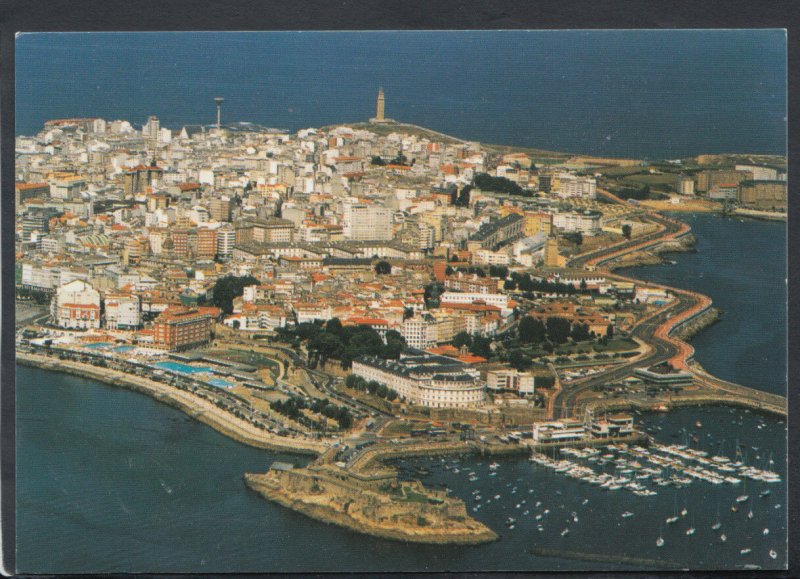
16, 352, 325, 456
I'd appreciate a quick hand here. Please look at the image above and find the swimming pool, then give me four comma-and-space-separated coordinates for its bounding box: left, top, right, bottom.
113, 345, 135, 353
83, 342, 112, 349
207, 378, 235, 389
153, 362, 213, 375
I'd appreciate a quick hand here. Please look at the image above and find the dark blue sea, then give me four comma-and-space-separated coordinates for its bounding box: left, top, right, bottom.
16, 214, 787, 573
15, 31, 787, 159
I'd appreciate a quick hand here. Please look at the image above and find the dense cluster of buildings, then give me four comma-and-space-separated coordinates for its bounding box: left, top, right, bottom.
15, 94, 689, 408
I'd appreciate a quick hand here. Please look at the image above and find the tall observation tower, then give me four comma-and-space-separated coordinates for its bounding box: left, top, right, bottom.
370, 87, 393, 124
376, 88, 385, 121
214, 97, 225, 130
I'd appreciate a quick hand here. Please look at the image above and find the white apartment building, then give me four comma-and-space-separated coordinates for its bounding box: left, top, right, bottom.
51, 279, 101, 329
342, 201, 392, 241
557, 174, 597, 199
104, 293, 142, 330
216, 226, 236, 259
552, 210, 602, 236
401, 316, 437, 349
440, 291, 510, 311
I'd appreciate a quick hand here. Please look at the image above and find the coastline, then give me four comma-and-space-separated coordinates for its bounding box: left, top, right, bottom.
16, 352, 325, 457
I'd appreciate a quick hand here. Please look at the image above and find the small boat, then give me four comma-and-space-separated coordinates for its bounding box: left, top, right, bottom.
770, 550, 778, 559
560, 528, 569, 537
523, 510, 529, 516
656, 537, 665, 547
736, 495, 749, 503
720, 533, 727, 542
537, 525, 544, 532
711, 522, 722, 531
731, 505, 739, 513
621, 512, 634, 518
763, 528, 769, 535
506, 517, 516, 525
760, 490, 771, 498
680, 508, 688, 517
686, 527, 696, 536
747, 510, 754, 520
740, 548, 751, 556
695, 421, 703, 428
666, 516, 679, 524
494, 495, 500, 500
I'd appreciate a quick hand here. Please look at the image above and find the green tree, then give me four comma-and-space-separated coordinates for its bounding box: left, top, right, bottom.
375, 260, 392, 275
606, 324, 614, 339
452, 331, 473, 349
570, 322, 591, 342
546, 317, 572, 344
519, 316, 547, 344
622, 224, 632, 239
211, 275, 258, 314
508, 349, 532, 371
470, 336, 492, 358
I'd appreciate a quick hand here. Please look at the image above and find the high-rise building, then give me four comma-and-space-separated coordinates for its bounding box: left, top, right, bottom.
196, 227, 218, 259
343, 202, 392, 241
209, 197, 232, 222
216, 225, 236, 259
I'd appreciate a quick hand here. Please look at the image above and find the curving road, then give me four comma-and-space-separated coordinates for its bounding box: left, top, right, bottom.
551, 192, 785, 419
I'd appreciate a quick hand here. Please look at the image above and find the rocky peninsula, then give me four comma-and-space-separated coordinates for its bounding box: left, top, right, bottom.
244, 462, 498, 545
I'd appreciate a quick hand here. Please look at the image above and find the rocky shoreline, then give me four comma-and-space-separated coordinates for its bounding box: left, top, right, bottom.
672, 307, 721, 341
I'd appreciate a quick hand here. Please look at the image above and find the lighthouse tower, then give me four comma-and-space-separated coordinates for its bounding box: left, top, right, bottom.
370, 88, 393, 124
376, 88, 385, 121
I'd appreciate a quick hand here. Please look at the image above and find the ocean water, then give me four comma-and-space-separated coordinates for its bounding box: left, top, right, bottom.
15, 214, 788, 572
15, 30, 787, 159
618, 213, 787, 395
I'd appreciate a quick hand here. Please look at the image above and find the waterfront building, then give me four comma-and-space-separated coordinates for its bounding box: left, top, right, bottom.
103, 293, 142, 330
152, 307, 212, 351
695, 169, 751, 193
633, 364, 694, 391
737, 180, 787, 211
677, 176, 695, 195
352, 350, 485, 408
51, 279, 101, 329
